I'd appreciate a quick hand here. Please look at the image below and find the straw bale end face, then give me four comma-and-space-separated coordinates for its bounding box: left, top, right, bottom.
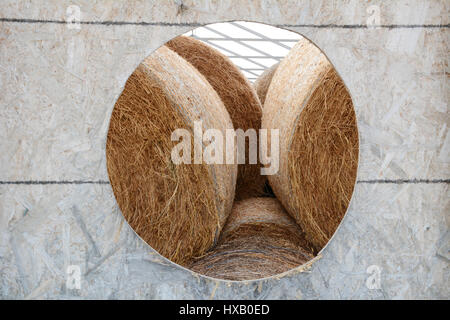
263, 38, 359, 252
106, 46, 237, 266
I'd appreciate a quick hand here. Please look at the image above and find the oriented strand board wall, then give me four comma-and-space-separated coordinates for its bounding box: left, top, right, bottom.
0, 0, 448, 299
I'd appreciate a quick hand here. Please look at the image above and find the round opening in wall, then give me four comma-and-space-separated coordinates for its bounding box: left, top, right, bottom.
106, 21, 359, 281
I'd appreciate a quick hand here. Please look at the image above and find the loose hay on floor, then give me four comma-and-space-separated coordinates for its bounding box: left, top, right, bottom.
262, 38, 359, 252
189, 197, 314, 280
106, 46, 237, 266
166, 36, 266, 201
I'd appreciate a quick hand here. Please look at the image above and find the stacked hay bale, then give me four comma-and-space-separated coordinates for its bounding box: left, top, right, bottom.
106, 46, 237, 266
107, 34, 358, 280
166, 36, 266, 200
262, 38, 359, 252
189, 197, 314, 280
253, 62, 279, 106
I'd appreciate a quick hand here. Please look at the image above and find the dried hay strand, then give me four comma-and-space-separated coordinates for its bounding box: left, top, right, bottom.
166, 36, 266, 201
253, 62, 279, 106
262, 38, 359, 252
106, 46, 237, 266
189, 197, 314, 280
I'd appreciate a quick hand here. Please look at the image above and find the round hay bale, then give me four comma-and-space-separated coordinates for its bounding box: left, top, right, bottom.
189, 197, 314, 281
253, 62, 279, 106
166, 36, 265, 201
262, 38, 359, 252
106, 46, 237, 266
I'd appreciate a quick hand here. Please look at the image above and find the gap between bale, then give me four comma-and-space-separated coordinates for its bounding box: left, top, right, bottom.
253, 62, 279, 107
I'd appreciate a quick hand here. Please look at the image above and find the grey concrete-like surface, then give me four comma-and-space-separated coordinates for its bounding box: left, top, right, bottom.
0, 0, 448, 299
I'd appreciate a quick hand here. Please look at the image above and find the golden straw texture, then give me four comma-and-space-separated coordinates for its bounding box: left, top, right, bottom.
253, 62, 279, 106
262, 38, 359, 252
106, 46, 237, 266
